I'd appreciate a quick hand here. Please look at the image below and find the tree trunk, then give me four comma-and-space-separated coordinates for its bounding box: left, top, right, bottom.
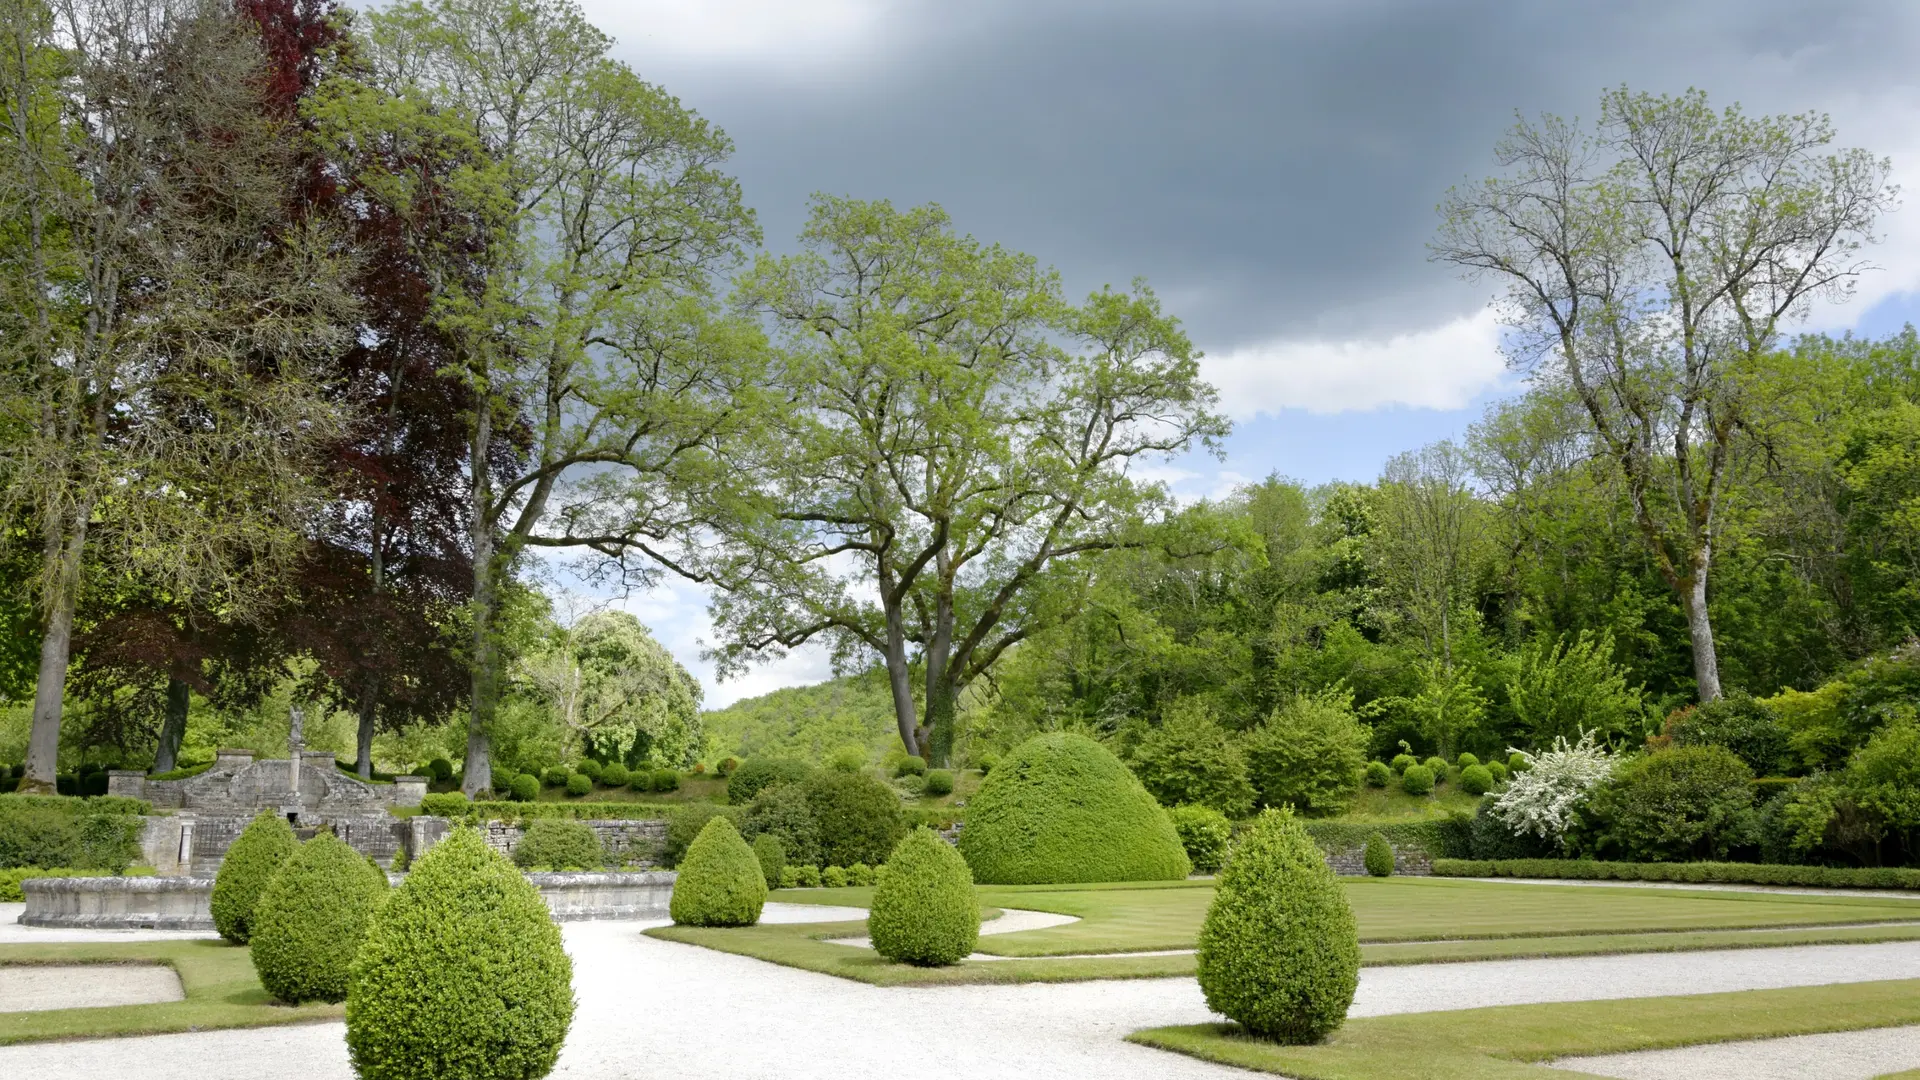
923, 588, 955, 766
462, 405, 495, 797
22, 507, 87, 794
152, 677, 189, 775
881, 596, 922, 758
355, 677, 378, 780
1683, 553, 1722, 703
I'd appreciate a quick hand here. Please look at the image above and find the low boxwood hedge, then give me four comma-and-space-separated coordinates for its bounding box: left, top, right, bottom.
511, 818, 604, 871
0, 795, 147, 871
419, 801, 677, 825
1433, 858, 1920, 890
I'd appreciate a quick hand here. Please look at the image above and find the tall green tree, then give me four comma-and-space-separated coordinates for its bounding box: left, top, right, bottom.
709, 198, 1226, 763
516, 609, 703, 767
1435, 88, 1895, 701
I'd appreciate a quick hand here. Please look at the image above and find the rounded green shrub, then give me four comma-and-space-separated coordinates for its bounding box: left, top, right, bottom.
727, 758, 812, 804
628, 771, 651, 793
250, 832, 388, 1004
346, 828, 572, 1080
794, 864, 822, 888
541, 767, 568, 788
509, 773, 539, 802
1400, 764, 1435, 796
1389, 753, 1416, 774
574, 760, 602, 782
749, 833, 786, 889
977, 755, 997, 775
718, 757, 739, 775
1363, 832, 1393, 878
1197, 809, 1359, 1043
600, 762, 630, 788
803, 770, 908, 867
654, 769, 681, 792
420, 792, 471, 817
668, 816, 766, 927
211, 811, 299, 944
512, 818, 603, 871
1456, 752, 1480, 769
562, 773, 589, 797
1422, 756, 1448, 776
1486, 761, 1509, 784
1458, 763, 1494, 796
923, 769, 955, 797
821, 865, 848, 888
1168, 804, 1233, 874
893, 755, 927, 778
1364, 761, 1391, 788
778, 865, 800, 888
1507, 751, 1531, 773
958, 732, 1191, 884
868, 827, 979, 966
826, 746, 868, 773
663, 804, 740, 867
847, 862, 874, 887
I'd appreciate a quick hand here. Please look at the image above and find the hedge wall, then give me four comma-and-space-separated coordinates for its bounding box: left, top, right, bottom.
0, 796, 147, 871
420, 800, 677, 824
1432, 858, 1920, 890
1301, 817, 1472, 861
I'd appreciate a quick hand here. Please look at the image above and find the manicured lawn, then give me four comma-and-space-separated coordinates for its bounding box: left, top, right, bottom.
0, 941, 339, 1045
1129, 978, 1920, 1079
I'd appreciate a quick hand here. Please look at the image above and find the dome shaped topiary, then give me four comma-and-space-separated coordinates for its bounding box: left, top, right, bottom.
211, 811, 298, 944
1389, 753, 1416, 774
1400, 764, 1435, 796
249, 832, 389, 1003
1197, 809, 1360, 1043
669, 816, 767, 926
564, 773, 591, 797
600, 762, 630, 788
957, 732, 1191, 884
1365, 761, 1391, 788
511, 818, 603, 870
1168, 804, 1233, 874
1458, 763, 1494, 796
509, 773, 540, 801
868, 827, 979, 965
1455, 752, 1480, 769
1363, 832, 1393, 877
346, 828, 572, 1080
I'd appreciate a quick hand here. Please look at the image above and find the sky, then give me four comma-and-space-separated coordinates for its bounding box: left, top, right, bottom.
542, 0, 1920, 707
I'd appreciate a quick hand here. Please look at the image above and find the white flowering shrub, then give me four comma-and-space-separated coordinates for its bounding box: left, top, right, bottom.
1490, 731, 1615, 850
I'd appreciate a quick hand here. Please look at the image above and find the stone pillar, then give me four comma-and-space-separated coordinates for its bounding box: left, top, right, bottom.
107, 769, 146, 801
177, 816, 197, 875
393, 776, 427, 807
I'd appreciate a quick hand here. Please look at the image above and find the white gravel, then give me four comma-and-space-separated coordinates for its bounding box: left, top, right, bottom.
1554, 1024, 1920, 1080
0, 904, 215, 944
825, 906, 1081, 951
5, 925, 1920, 1080
0, 964, 184, 1012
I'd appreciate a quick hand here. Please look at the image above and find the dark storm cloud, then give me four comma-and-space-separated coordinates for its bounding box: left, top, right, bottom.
619, 0, 1920, 348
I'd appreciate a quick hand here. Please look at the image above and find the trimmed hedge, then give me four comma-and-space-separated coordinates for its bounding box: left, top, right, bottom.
0, 795, 146, 871
669, 816, 767, 927
1433, 858, 1920, 890
564, 774, 591, 797
1302, 817, 1472, 864
211, 812, 299, 944
868, 827, 979, 966
1363, 833, 1393, 877
1197, 809, 1359, 1043
664, 805, 744, 867
424, 801, 677, 825
1458, 764, 1494, 797
511, 818, 604, 870
1168, 804, 1234, 874
250, 832, 389, 1003
347, 829, 573, 1080
803, 771, 908, 868
1399, 764, 1434, 796
1364, 761, 1390, 788
0, 866, 152, 902
420, 793, 471, 817
923, 769, 955, 797
958, 732, 1191, 884
752, 833, 786, 889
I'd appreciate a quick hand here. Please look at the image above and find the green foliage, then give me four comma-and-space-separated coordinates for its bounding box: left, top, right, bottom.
821, 865, 848, 888
648, 769, 680, 792
509, 774, 539, 801
1434, 858, 1920, 890
511, 819, 604, 870
826, 745, 868, 773
250, 833, 389, 1004
1455, 753, 1480, 768
426, 758, 454, 782
1244, 692, 1369, 817
847, 862, 874, 886
669, 816, 767, 927
1458, 764, 1494, 796
700, 670, 900, 766
1128, 698, 1256, 817
1487, 761, 1510, 784
664, 804, 744, 867
564, 773, 591, 797
576, 760, 603, 782
727, 758, 813, 804
777, 865, 799, 888
793, 863, 821, 888
1422, 756, 1448, 775
542, 767, 568, 788
1363, 832, 1394, 877
958, 732, 1190, 884
868, 827, 980, 966
751, 833, 786, 889
1168, 804, 1234, 873
1668, 693, 1790, 775
1197, 809, 1360, 1043
1389, 754, 1416, 773
0, 797, 143, 871
741, 781, 823, 866
1507, 631, 1645, 745
1846, 718, 1920, 832
600, 762, 630, 788
802, 770, 909, 867
923, 769, 954, 796
0, 866, 142, 902
346, 829, 572, 1080
894, 755, 927, 778
1399, 764, 1434, 796
421, 793, 470, 817
211, 812, 299, 944
1365, 761, 1391, 788
1583, 746, 1756, 861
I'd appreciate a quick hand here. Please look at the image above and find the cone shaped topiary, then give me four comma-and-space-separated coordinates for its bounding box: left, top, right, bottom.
1197, 808, 1360, 1044
669, 816, 767, 927
868, 827, 979, 965
250, 831, 389, 1003
1363, 832, 1394, 877
211, 811, 299, 943
958, 732, 1191, 884
346, 828, 573, 1080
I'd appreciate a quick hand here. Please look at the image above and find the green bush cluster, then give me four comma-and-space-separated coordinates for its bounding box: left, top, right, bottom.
1432, 858, 1920, 890
727, 758, 813, 804
1364, 761, 1391, 788
669, 816, 767, 927
847, 862, 874, 886
1362, 833, 1393, 877
1458, 764, 1494, 796
575, 760, 603, 783
1244, 694, 1370, 817
542, 767, 569, 788
1667, 692, 1791, 776
1128, 698, 1256, 817
892, 755, 927, 778
346, 829, 572, 1080
958, 732, 1190, 884
1399, 764, 1434, 795
600, 762, 631, 788
923, 769, 955, 797
0, 795, 145, 871
1580, 745, 1756, 861
512, 818, 604, 870
868, 828, 979, 965
821, 865, 848, 887
211, 812, 300, 944
664, 805, 743, 867
1197, 809, 1359, 1043
509, 774, 540, 801
250, 832, 389, 1004
793, 864, 821, 888
752, 833, 786, 889
1389, 753, 1416, 773
1168, 804, 1234, 874
564, 774, 591, 797
741, 771, 907, 869
629, 769, 680, 793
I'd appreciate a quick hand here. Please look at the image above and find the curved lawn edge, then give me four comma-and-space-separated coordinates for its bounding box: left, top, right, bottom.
1127, 978, 1920, 1080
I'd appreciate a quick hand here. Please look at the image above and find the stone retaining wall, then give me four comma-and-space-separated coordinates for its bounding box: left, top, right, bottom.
1321, 842, 1433, 876
473, 819, 667, 867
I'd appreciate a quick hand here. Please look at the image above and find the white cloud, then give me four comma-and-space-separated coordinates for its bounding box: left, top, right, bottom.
1201, 307, 1510, 418
575, 0, 898, 66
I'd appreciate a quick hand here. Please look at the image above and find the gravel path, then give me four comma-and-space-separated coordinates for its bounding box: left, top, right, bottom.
825, 905, 1081, 951
0, 903, 214, 944
0, 965, 184, 1013
5, 925, 1919, 1080
1554, 1024, 1920, 1080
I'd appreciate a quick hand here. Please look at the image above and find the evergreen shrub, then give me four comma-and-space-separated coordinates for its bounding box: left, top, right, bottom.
1127, 699, 1256, 817
718, 757, 739, 776
1434, 858, 1920, 890
868, 827, 979, 966
958, 732, 1190, 884
1584, 745, 1756, 861
803, 771, 908, 867
664, 805, 742, 867
727, 758, 812, 804
794, 864, 822, 888
346, 829, 572, 1080
847, 862, 874, 886
1168, 804, 1234, 873
1389, 754, 1416, 774
893, 755, 927, 777
669, 816, 766, 927
1362, 832, 1393, 877
651, 769, 681, 792
1455, 753, 1480, 769
542, 767, 568, 788
211, 811, 299, 944
1458, 764, 1494, 796
421, 793, 470, 817
752, 833, 786, 889
1423, 756, 1448, 776
1197, 809, 1359, 1043
512, 819, 603, 870
1507, 752, 1530, 772
250, 832, 388, 1004
564, 774, 591, 797
0, 798, 143, 871
426, 758, 454, 783
1399, 765, 1435, 796
923, 769, 955, 796
509, 774, 540, 802
821, 865, 848, 888
600, 763, 630, 788
778, 865, 800, 888
826, 746, 868, 773
574, 760, 602, 782
1487, 761, 1509, 784
1245, 694, 1370, 816
742, 782, 823, 866
1364, 761, 1391, 788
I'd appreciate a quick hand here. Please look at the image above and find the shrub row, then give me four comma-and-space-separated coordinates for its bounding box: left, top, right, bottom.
1432, 858, 1920, 890
419, 799, 678, 824
1301, 817, 1472, 862
776, 862, 876, 888
0, 798, 145, 872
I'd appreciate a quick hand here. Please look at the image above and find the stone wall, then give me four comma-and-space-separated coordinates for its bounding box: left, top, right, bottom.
1321, 842, 1433, 877
472, 819, 667, 868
